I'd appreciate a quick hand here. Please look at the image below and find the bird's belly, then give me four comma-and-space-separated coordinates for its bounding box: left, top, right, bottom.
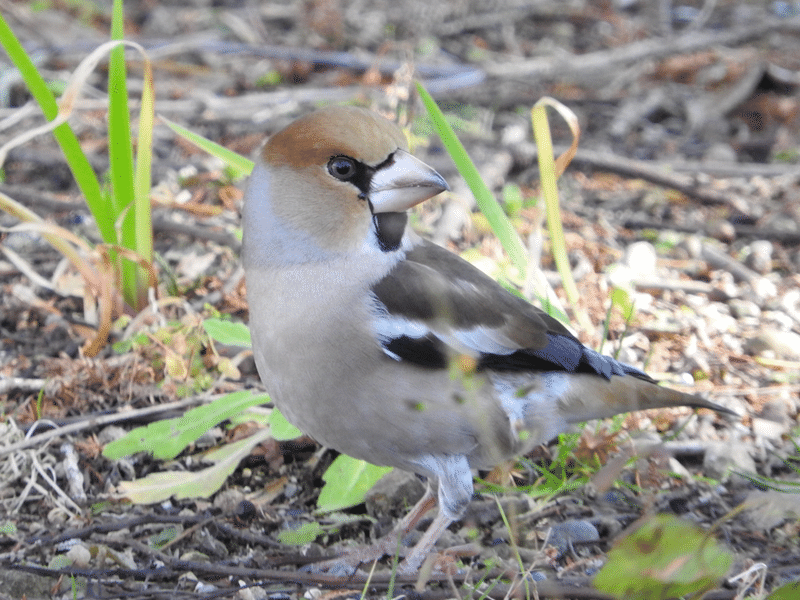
246, 268, 576, 473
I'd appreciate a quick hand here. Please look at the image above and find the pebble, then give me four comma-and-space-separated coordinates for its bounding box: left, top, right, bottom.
66, 543, 92, 567
745, 240, 773, 274
364, 469, 424, 518
728, 298, 761, 319
751, 417, 787, 442
703, 441, 756, 480
212, 488, 245, 513
744, 329, 800, 360
622, 241, 657, 279
546, 520, 600, 558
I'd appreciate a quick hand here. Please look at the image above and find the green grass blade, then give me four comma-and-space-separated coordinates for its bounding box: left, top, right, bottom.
0, 14, 109, 241
108, 0, 138, 308
531, 99, 592, 333
160, 115, 254, 179
132, 37, 155, 305
416, 81, 527, 276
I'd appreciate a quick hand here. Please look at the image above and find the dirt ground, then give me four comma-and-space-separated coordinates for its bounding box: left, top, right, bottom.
1, 1, 800, 599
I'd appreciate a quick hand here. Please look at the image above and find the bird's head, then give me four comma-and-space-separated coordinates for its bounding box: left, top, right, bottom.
243, 106, 449, 264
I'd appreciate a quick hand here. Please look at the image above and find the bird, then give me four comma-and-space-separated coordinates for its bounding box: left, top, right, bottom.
241, 105, 734, 574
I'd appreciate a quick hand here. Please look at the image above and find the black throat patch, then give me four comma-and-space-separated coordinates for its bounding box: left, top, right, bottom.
372, 212, 408, 252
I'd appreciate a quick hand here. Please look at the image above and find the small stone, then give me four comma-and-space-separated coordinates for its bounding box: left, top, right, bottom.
97, 425, 127, 445
745, 329, 800, 360
728, 298, 761, 319
66, 543, 91, 567
758, 399, 791, 423
781, 289, 800, 314
606, 263, 635, 290
546, 520, 599, 557
745, 240, 773, 274
668, 457, 692, 479
751, 276, 778, 301
364, 469, 425, 518
703, 442, 756, 480
703, 142, 737, 163
706, 220, 736, 243
622, 241, 658, 279
751, 417, 787, 442
213, 488, 245, 513
679, 235, 703, 260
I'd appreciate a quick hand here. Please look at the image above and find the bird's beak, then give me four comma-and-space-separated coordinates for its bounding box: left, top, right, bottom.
369, 149, 449, 214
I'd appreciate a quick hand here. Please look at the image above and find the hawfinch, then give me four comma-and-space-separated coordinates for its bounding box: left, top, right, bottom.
242, 106, 732, 573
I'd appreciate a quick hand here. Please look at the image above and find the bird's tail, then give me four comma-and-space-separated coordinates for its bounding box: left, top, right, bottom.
557, 373, 737, 425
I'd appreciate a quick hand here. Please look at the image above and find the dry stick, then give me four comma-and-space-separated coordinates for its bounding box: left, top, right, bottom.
0, 395, 207, 457
434, 4, 581, 37
15, 37, 485, 97
669, 160, 800, 179
5, 555, 677, 600
567, 148, 751, 213
508, 143, 780, 216
0, 376, 49, 394
484, 17, 800, 79
622, 219, 800, 245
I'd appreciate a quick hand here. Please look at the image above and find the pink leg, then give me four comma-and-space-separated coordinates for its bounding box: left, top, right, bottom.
305, 484, 439, 574
397, 508, 454, 574
394, 484, 437, 538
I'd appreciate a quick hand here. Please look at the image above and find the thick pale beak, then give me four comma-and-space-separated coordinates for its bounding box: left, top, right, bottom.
369, 149, 449, 213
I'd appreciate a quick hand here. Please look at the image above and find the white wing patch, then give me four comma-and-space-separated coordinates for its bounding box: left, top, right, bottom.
448, 327, 518, 356
369, 295, 431, 361
369, 293, 521, 361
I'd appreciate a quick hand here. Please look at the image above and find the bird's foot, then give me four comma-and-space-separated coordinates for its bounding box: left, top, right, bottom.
396, 543, 477, 576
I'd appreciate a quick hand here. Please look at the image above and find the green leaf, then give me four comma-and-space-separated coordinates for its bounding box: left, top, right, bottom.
0, 521, 17, 536
102, 390, 269, 460
202, 317, 252, 347
594, 514, 733, 600
269, 409, 303, 441
610, 287, 635, 322
48, 555, 74, 570
767, 580, 800, 600
317, 455, 392, 512
114, 427, 272, 503
148, 526, 178, 548
278, 522, 324, 546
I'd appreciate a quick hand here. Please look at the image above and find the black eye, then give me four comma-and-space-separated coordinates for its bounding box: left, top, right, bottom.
327, 157, 357, 181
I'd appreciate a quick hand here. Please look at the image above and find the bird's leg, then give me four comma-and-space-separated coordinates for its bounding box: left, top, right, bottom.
397, 509, 455, 574
301, 485, 438, 575
370, 483, 438, 559
393, 484, 438, 539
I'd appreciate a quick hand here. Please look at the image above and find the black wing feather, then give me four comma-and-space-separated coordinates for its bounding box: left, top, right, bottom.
372, 240, 652, 382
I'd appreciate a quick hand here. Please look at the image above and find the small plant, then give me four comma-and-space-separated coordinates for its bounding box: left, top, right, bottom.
114, 310, 244, 398
594, 514, 733, 599
0, 1, 156, 354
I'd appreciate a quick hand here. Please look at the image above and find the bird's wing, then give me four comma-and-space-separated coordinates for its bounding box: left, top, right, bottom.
371, 240, 650, 380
